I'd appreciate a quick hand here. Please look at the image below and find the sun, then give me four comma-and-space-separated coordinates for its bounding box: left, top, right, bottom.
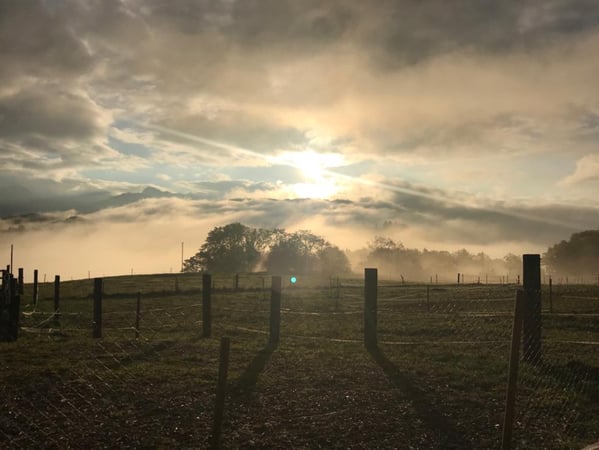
276, 150, 345, 199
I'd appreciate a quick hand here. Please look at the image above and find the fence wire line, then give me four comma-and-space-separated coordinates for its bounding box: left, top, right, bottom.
2, 276, 598, 448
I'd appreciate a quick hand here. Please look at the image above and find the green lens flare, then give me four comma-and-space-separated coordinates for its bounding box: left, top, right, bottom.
290, 276, 297, 284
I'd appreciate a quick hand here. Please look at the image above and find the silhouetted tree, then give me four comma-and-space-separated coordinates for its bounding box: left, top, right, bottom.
182, 223, 270, 272
544, 230, 599, 276
365, 236, 423, 279
317, 245, 352, 275
265, 230, 329, 274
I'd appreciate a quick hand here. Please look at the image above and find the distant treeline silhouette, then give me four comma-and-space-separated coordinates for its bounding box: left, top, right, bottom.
183, 223, 599, 281
182, 223, 351, 275
543, 229, 599, 277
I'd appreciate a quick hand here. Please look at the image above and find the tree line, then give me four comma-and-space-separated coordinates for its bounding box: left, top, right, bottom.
183, 223, 599, 279
543, 229, 599, 277
182, 223, 351, 275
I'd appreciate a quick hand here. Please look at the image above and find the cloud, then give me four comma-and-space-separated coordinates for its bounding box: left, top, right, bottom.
559, 153, 599, 185
0, 1, 93, 82
2, 0, 599, 278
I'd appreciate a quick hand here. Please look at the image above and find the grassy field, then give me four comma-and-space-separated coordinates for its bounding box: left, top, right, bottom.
1, 273, 598, 448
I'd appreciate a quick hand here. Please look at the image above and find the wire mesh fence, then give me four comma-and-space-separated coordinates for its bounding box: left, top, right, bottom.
1, 271, 598, 448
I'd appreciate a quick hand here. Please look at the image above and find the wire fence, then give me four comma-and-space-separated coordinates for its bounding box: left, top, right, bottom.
1, 271, 598, 448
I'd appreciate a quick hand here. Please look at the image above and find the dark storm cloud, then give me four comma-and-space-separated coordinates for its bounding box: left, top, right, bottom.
228, 0, 352, 51
0, 0, 93, 82
0, 86, 103, 141
358, 0, 599, 68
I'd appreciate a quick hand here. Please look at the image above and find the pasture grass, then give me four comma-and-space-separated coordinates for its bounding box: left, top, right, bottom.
1, 273, 598, 448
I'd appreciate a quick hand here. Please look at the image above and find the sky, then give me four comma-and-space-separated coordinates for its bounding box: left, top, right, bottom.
1, 0, 599, 279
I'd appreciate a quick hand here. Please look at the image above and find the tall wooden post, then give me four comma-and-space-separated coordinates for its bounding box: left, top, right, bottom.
549, 277, 553, 314
426, 285, 430, 312
18, 268, 24, 295
457, 273, 460, 284
211, 337, 230, 448
202, 274, 212, 338
93, 278, 103, 338
501, 289, 526, 450
135, 292, 141, 339
33, 269, 39, 306
522, 254, 541, 363
9, 276, 20, 341
364, 268, 378, 349
269, 276, 281, 345
53, 275, 60, 325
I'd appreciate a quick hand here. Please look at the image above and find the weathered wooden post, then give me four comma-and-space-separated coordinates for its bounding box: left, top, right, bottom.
364, 268, 378, 349
135, 291, 141, 339
18, 268, 24, 295
9, 276, 20, 341
522, 254, 541, 363
93, 278, 103, 338
33, 269, 39, 306
426, 285, 430, 312
457, 273, 460, 284
211, 337, 230, 449
202, 274, 212, 338
501, 289, 526, 450
53, 275, 60, 325
549, 277, 553, 314
269, 276, 281, 345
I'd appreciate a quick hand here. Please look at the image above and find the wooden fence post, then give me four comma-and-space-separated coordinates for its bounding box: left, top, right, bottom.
501, 289, 526, 450
210, 337, 230, 449
364, 268, 378, 349
522, 254, 541, 364
8, 276, 20, 341
457, 273, 460, 284
135, 291, 141, 339
93, 278, 103, 338
53, 275, 60, 325
269, 276, 281, 345
548, 277, 553, 314
426, 285, 430, 312
33, 269, 38, 306
203, 274, 212, 338
18, 268, 24, 295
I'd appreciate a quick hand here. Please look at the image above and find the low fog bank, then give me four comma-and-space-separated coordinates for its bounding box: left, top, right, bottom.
0, 197, 567, 281
346, 243, 522, 284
